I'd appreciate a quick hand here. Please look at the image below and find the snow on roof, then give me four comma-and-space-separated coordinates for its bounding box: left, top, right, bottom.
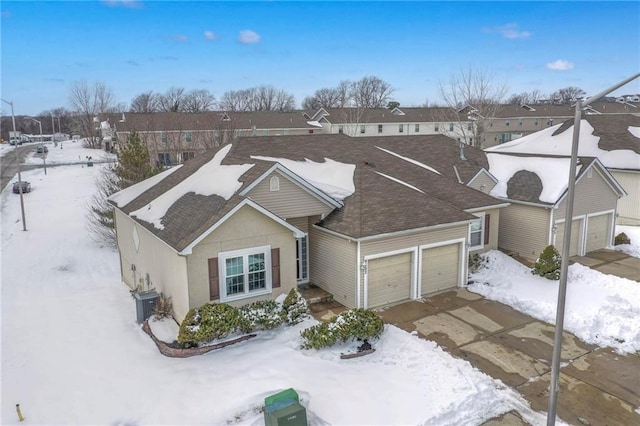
130, 145, 253, 229
100, 121, 110, 129
375, 172, 425, 194
250, 155, 355, 200
486, 120, 640, 170
306, 120, 323, 128
487, 154, 581, 203
109, 165, 182, 207
375, 146, 441, 175
628, 126, 640, 138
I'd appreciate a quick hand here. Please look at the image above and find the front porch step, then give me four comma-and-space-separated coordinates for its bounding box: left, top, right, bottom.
297, 283, 335, 305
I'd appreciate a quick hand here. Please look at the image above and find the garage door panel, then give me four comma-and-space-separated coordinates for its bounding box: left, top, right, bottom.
421, 244, 460, 296
586, 214, 610, 253
555, 219, 582, 257
368, 252, 412, 308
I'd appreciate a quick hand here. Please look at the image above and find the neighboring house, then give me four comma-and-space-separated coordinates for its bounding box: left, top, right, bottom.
484, 101, 638, 148
486, 115, 640, 225
108, 134, 508, 322
307, 107, 474, 142
100, 111, 323, 167
485, 152, 626, 261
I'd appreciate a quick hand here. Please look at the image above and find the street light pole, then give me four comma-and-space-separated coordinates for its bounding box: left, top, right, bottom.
546, 71, 640, 425
1, 98, 27, 231
51, 113, 58, 147
26, 117, 46, 175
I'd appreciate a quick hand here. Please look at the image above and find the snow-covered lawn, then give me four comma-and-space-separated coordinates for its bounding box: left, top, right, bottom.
1, 154, 548, 424
468, 251, 640, 354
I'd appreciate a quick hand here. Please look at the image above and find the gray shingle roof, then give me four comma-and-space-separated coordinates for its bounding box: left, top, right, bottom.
553, 114, 640, 154
112, 134, 505, 250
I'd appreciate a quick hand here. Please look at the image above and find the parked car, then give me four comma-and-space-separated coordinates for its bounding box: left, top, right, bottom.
9, 139, 23, 146
36, 145, 49, 154
12, 181, 31, 194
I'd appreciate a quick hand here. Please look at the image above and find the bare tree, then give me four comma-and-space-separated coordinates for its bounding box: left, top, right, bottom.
302, 87, 345, 110
506, 89, 545, 105
182, 89, 216, 112
350, 76, 394, 108
158, 87, 186, 112
130, 91, 160, 112
219, 86, 295, 111
549, 86, 586, 104
437, 66, 508, 148
68, 80, 117, 148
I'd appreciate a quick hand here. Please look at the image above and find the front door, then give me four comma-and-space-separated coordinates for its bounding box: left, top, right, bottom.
296, 236, 309, 283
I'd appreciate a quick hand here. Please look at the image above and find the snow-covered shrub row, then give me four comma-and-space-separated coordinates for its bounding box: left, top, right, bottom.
177, 288, 309, 347
300, 309, 384, 350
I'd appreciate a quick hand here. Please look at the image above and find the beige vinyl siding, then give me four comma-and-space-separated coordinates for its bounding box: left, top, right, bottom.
554, 167, 619, 219
367, 253, 412, 307
498, 203, 552, 260
585, 213, 611, 252
421, 244, 460, 296
309, 226, 358, 308
187, 204, 297, 316
114, 209, 190, 321
286, 216, 311, 233
611, 170, 640, 225
555, 218, 583, 257
467, 172, 497, 194
246, 171, 335, 219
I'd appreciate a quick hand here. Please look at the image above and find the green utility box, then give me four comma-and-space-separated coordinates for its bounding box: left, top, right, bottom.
264, 388, 307, 426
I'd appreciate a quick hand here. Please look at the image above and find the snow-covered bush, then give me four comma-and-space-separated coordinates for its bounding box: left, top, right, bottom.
614, 232, 631, 245
531, 245, 561, 280
468, 253, 488, 274
282, 288, 309, 325
300, 309, 384, 350
177, 303, 240, 347
238, 300, 284, 333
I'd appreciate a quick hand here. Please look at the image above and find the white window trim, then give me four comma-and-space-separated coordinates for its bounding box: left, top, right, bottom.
218, 245, 272, 303
468, 212, 485, 251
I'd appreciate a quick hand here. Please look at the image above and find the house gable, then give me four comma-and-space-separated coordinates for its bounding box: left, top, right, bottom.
467, 168, 498, 194
243, 168, 339, 220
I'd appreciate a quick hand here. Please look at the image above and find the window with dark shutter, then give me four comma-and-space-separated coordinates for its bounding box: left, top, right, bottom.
208, 257, 219, 300
271, 248, 280, 288
484, 214, 491, 246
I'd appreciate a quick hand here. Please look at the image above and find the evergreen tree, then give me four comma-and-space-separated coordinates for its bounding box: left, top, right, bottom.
86, 131, 160, 247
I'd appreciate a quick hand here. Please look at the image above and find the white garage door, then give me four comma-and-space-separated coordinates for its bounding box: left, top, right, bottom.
421, 244, 460, 296
555, 219, 583, 257
367, 252, 412, 308
586, 214, 611, 253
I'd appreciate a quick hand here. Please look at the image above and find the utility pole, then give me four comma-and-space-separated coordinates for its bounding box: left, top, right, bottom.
546, 71, 640, 425
1, 98, 27, 231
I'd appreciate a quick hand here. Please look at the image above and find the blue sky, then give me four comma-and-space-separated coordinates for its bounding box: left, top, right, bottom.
1, 1, 639, 115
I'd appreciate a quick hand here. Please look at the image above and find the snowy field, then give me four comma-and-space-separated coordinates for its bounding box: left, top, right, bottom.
0, 145, 550, 425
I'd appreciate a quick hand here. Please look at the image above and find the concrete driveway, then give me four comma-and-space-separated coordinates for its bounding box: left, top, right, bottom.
376, 289, 640, 426
571, 248, 640, 281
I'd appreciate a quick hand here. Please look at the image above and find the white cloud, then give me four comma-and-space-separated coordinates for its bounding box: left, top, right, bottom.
203, 30, 218, 40
483, 23, 531, 39
172, 34, 188, 43
238, 30, 261, 44
546, 59, 574, 71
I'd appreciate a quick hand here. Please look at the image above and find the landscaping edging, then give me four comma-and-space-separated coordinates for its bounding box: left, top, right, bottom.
142, 319, 257, 358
